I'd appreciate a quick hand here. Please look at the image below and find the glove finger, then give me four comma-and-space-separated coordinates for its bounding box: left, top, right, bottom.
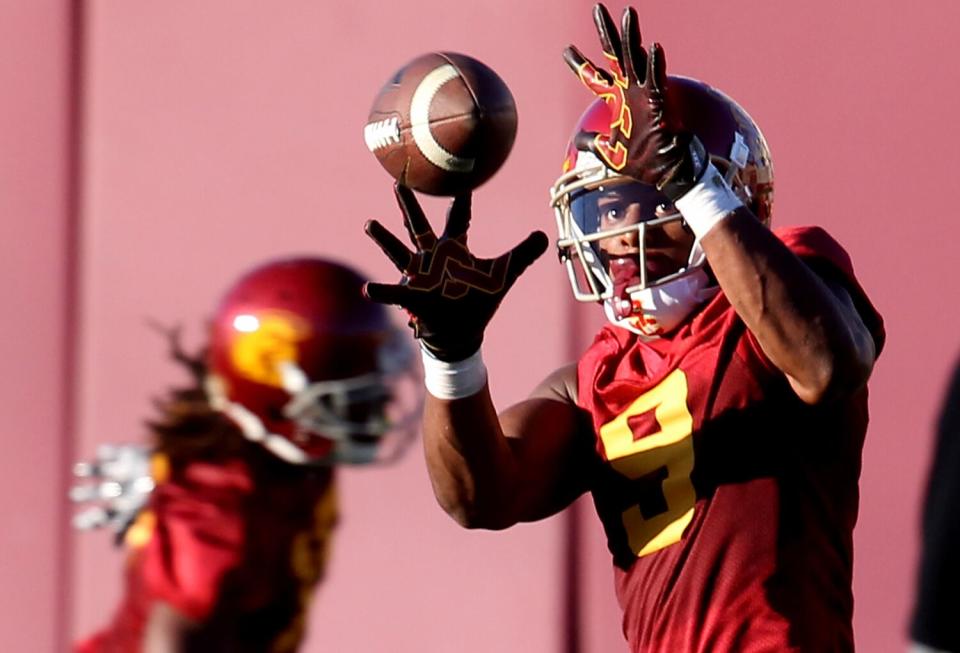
563, 46, 613, 90
442, 193, 472, 241
363, 281, 416, 308
576, 131, 625, 171
394, 182, 437, 250
73, 507, 110, 531
73, 461, 98, 478
69, 484, 98, 502
97, 480, 123, 499
505, 230, 549, 285
593, 3, 624, 69
621, 7, 647, 85
561, 45, 586, 73
648, 43, 668, 95
574, 130, 602, 153
365, 219, 414, 272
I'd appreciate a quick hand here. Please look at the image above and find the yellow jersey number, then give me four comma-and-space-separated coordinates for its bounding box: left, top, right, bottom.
272, 485, 338, 653
598, 368, 696, 558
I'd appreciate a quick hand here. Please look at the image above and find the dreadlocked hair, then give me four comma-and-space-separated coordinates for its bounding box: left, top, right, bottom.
145, 322, 248, 464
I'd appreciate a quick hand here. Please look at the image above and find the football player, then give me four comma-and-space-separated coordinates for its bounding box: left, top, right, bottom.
910, 357, 960, 653
364, 4, 885, 651
73, 257, 419, 653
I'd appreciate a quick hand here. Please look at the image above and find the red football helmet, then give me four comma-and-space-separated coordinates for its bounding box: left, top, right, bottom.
206, 257, 421, 465
549, 76, 774, 335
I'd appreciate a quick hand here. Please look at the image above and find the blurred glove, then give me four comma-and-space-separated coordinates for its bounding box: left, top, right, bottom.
363, 183, 548, 362
70, 443, 155, 544
563, 3, 707, 201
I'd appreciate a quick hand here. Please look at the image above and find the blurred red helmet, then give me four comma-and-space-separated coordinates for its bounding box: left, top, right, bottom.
206, 257, 420, 465
549, 76, 774, 335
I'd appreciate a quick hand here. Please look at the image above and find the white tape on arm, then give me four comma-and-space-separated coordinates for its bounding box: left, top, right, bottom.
421, 345, 488, 400
674, 161, 745, 239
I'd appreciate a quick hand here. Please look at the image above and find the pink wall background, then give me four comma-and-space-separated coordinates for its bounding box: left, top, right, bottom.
3, 1, 960, 651
0, 1, 77, 651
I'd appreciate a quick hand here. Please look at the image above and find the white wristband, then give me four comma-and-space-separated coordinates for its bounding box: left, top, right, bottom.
674, 161, 744, 239
421, 345, 488, 400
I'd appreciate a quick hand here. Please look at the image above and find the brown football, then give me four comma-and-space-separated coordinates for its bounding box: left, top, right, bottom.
364, 52, 517, 196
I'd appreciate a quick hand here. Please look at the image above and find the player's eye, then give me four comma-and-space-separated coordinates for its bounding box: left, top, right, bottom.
600, 205, 625, 222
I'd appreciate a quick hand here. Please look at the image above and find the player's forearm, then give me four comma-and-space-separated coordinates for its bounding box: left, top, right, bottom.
701, 210, 874, 404
423, 387, 524, 530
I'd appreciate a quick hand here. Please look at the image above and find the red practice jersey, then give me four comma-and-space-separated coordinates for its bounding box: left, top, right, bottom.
577, 227, 885, 652
76, 446, 337, 653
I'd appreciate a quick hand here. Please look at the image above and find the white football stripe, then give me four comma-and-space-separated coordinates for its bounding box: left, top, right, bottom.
410, 64, 475, 173
364, 117, 401, 152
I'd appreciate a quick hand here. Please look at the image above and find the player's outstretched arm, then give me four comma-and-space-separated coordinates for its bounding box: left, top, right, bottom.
365, 185, 590, 528
566, 3, 876, 405
422, 365, 593, 529
698, 213, 876, 405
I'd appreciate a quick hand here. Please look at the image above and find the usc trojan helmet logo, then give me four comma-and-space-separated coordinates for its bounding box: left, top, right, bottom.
228, 310, 311, 389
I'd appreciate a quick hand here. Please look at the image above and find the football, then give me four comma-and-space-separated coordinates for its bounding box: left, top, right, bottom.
364, 52, 517, 196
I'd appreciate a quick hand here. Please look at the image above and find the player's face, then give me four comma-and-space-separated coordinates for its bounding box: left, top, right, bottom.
595, 183, 695, 281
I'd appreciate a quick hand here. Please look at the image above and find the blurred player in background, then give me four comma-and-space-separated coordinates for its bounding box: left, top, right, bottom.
910, 357, 960, 653
72, 256, 420, 652
364, 3, 884, 651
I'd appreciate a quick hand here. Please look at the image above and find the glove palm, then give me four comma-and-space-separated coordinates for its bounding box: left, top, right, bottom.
364, 184, 547, 362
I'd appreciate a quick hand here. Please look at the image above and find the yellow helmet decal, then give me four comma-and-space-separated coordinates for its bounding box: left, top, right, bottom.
229, 310, 312, 387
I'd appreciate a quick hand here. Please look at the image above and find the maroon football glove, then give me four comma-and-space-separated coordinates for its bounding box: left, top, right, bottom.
364, 183, 548, 362
563, 3, 707, 201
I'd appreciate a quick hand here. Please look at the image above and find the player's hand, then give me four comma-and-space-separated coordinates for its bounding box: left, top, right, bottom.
70, 443, 155, 544
563, 3, 707, 200
364, 183, 548, 362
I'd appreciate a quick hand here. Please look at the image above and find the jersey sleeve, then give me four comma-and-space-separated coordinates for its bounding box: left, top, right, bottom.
738, 225, 886, 372
140, 458, 255, 621
776, 225, 885, 354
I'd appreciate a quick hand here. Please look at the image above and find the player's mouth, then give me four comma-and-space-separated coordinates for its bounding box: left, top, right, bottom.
645, 251, 682, 281
609, 257, 641, 319
609, 253, 685, 318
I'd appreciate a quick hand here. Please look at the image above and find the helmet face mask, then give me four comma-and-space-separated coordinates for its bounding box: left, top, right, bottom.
559, 175, 700, 301
278, 331, 421, 465
550, 76, 774, 336
206, 258, 422, 466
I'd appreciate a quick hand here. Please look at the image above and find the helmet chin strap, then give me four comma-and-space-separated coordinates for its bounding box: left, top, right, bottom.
204, 366, 401, 467
604, 267, 718, 338
205, 374, 314, 465
216, 396, 314, 465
